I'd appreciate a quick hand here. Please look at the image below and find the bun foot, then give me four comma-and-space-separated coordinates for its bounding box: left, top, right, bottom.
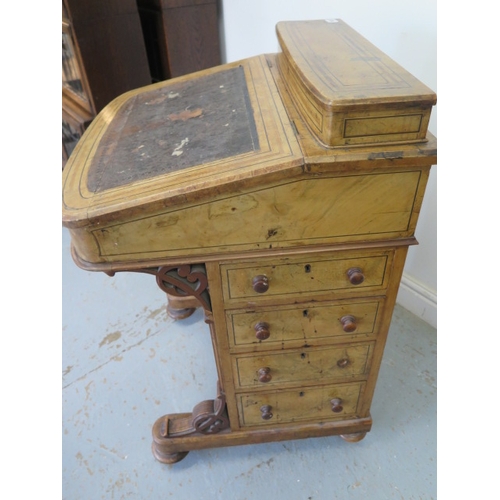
166, 304, 196, 320
152, 444, 189, 464
166, 293, 198, 320
340, 431, 367, 443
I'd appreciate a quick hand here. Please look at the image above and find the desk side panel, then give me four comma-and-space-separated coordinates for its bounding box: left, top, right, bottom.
69, 167, 429, 265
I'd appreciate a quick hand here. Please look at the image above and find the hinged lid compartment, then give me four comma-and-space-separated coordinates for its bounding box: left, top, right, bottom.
276, 19, 436, 147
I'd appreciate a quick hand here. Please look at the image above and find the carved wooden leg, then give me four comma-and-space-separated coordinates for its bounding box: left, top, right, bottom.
165, 293, 199, 320
340, 431, 367, 443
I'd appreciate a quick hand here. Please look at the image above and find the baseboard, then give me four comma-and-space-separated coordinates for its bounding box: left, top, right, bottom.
396, 273, 437, 329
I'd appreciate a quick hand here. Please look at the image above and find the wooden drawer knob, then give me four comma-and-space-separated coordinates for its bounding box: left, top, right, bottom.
347, 267, 365, 285
330, 398, 344, 413
260, 405, 273, 420
337, 358, 350, 368
340, 315, 357, 333
252, 275, 269, 293
258, 367, 272, 383
254, 322, 270, 340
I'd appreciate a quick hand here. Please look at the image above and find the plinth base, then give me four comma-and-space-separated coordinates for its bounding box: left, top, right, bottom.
151, 412, 372, 464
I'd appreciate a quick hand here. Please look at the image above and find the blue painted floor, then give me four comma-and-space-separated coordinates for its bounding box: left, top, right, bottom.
62, 228, 436, 499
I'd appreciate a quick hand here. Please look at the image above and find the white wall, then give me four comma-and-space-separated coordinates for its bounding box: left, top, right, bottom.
219, 0, 437, 327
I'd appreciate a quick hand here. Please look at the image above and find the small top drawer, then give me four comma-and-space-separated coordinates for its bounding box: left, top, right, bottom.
220, 250, 392, 304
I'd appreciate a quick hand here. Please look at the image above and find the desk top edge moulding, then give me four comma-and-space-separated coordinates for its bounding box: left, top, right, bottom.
62, 19, 436, 464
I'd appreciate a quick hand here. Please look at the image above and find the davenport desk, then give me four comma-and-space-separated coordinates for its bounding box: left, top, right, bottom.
62, 19, 437, 464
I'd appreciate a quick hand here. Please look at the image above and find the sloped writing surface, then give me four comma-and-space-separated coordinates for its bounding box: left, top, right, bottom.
88, 66, 260, 192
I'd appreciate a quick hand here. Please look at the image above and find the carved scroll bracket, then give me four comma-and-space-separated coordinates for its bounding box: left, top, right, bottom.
155, 264, 211, 312
108, 263, 211, 312
159, 381, 229, 439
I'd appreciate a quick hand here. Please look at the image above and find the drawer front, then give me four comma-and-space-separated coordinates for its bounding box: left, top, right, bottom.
221, 252, 391, 303
227, 299, 382, 349
233, 343, 372, 389
238, 381, 365, 427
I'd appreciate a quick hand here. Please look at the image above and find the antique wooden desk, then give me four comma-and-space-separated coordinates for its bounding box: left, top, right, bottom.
62, 20, 437, 464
